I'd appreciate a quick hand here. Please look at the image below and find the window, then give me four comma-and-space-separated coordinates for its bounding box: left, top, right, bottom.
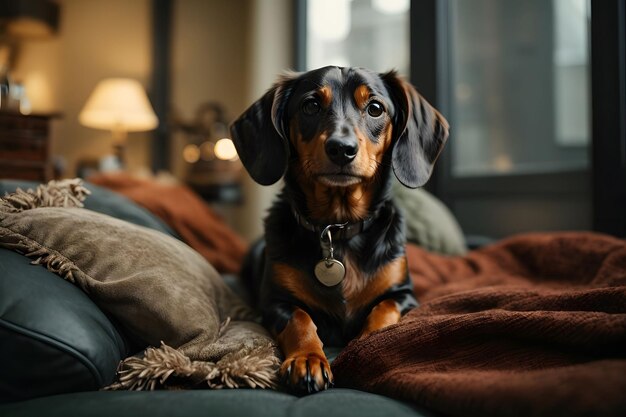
422, 0, 594, 238
450, 0, 590, 177
296, 0, 626, 237
303, 0, 410, 74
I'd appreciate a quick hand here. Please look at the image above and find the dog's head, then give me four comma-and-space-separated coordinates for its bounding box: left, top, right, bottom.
231, 66, 449, 191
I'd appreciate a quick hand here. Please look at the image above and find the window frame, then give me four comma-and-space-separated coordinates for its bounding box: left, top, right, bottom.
590, 0, 626, 236
411, 0, 591, 205
293, 0, 625, 236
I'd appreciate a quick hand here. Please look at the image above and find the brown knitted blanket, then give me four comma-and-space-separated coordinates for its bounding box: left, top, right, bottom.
332, 232, 626, 417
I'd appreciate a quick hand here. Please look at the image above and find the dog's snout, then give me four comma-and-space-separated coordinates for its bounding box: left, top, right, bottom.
325, 136, 358, 166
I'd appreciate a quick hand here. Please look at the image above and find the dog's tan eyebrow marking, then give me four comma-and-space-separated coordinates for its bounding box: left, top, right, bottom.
354, 85, 371, 109
318, 85, 333, 107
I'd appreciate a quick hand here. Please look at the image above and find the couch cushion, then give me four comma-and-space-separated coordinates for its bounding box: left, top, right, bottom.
392, 180, 466, 255
0, 389, 431, 417
0, 249, 131, 403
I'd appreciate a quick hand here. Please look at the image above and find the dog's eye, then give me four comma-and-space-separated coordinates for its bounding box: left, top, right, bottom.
367, 101, 384, 118
302, 99, 321, 116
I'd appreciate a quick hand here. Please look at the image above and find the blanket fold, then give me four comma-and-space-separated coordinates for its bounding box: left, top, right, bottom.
332, 233, 626, 417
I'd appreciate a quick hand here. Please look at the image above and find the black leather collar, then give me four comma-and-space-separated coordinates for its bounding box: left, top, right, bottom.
291, 206, 381, 240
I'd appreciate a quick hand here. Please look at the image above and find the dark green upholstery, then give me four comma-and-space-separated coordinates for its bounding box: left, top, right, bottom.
0, 249, 131, 402
0, 389, 432, 417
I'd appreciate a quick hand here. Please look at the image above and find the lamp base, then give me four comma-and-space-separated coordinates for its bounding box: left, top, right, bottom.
98, 154, 123, 172
113, 142, 126, 168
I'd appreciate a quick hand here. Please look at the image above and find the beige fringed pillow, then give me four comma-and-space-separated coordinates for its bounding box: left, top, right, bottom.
0, 179, 280, 390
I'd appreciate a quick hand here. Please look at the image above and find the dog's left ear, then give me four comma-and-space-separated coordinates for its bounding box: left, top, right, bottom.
230, 72, 298, 186
382, 71, 449, 188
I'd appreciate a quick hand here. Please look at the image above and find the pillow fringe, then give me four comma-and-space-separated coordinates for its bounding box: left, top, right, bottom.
28, 248, 77, 283
0, 229, 78, 283
1, 178, 90, 213
0, 178, 90, 281
105, 342, 280, 391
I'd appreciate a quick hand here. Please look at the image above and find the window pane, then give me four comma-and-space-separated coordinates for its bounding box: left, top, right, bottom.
306, 0, 409, 74
450, 0, 590, 177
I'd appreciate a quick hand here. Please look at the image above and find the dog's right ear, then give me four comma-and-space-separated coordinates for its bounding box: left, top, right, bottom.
230, 73, 299, 186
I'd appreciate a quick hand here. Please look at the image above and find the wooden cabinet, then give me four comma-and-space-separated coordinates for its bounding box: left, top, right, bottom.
0, 113, 56, 181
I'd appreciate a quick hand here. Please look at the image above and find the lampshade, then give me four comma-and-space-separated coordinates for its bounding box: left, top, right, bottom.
79, 78, 158, 132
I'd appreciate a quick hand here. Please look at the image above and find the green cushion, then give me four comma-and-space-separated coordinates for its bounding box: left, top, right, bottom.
0, 180, 176, 237
0, 389, 430, 417
0, 249, 131, 403
392, 180, 467, 255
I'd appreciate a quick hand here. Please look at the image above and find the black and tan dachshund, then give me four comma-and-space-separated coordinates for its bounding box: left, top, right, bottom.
231, 66, 449, 395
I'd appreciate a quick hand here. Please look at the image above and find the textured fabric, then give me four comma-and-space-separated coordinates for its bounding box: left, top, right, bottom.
0, 180, 280, 391
0, 389, 429, 417
332, 232, 626, 417
89, 173, 248, 274
392, 180, 466, 255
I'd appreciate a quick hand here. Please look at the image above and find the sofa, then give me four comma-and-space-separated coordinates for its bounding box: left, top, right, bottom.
0, 179, 441, 417
4, 178, 623, 417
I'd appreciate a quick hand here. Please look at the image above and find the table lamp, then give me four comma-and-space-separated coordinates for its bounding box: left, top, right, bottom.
79, 78, 158, 166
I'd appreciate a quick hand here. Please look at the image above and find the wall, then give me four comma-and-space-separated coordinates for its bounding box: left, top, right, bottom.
12, 0, 294, 241
168, 0, 293, 241
169, 0, 251, 179
171, 0, 294, 241
235, 0, 293, 241
13, 0, 153, 176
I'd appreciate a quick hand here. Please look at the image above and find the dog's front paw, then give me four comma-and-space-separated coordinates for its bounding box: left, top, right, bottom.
280, 352, 334, 395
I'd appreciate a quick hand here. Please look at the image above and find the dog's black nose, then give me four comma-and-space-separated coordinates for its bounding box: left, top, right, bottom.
325, 137, 358, 166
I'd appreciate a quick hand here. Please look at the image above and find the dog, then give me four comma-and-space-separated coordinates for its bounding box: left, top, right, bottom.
231, 66, 449, 395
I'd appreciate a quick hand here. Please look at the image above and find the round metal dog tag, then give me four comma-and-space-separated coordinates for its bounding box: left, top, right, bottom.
314, 259, 345, 287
